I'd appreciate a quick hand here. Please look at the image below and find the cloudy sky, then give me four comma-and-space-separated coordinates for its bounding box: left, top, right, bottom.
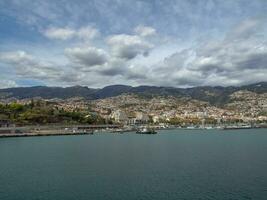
0, 0, 267, 88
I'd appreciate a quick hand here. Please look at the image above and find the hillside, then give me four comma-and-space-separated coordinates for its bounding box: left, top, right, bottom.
0, 82, 266, 106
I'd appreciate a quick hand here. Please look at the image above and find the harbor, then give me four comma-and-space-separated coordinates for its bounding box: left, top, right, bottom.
0, 124, 122, 138
1, 123, 266, 138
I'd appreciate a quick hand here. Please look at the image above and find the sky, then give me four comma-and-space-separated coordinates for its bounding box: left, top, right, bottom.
0, 0, 267, 88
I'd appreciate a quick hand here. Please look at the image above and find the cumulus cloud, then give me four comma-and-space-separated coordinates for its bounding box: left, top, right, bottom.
147, 18, 267, 87
65, 47, 108, 67
125, 66, 148, 80
189, 19, 267, 75
0, 51, 34, 65
107, 34, 153, 60
64, 46, 132, 80
76, 27, 99, 40
0, 51, 62, 80
1, 0, 267, 89
0, 17, 158, 87
134, 25, 156, 37
94, 58, 126, 76
5, 17, 266, 88
43, 27, 75, 40
43, 26, 99, 40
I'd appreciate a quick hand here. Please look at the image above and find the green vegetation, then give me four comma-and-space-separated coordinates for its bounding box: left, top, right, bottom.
258, 111, 267, 116
168, 117, 202, 125
0, 100, 106, 125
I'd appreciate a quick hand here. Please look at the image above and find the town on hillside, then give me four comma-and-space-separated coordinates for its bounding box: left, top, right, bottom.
0, 89, 267, 136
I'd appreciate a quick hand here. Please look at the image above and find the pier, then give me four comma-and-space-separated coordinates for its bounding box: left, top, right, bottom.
0, 124, 123, 138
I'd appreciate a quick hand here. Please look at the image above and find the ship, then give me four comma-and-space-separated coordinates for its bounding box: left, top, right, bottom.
136, 127, 157, 134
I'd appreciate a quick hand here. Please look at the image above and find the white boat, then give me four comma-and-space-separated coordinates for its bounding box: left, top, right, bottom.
136, 127, 157, 134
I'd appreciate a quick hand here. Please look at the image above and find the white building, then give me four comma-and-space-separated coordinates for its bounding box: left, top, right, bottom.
152, 115, 160, 123
110, 110, 129, 124
134, 112, 149, 124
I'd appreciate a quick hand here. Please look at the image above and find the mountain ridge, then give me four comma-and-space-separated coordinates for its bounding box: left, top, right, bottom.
0, 82, 266, 106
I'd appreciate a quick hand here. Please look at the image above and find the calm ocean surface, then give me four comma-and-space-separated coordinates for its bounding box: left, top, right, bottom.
0, 129, 267, 200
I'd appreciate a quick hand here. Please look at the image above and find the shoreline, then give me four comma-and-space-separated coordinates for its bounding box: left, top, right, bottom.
1, 126, 266, 138
0, 132, 93, 138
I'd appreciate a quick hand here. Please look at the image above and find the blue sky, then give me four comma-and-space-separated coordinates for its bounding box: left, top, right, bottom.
0, 0, 267, 88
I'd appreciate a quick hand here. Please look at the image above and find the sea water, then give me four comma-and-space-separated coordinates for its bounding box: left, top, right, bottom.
0, 129, 266, 200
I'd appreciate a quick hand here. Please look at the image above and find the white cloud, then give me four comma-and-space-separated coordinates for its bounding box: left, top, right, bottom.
43, 27, 75, 40
145, 18, 267, 87
0, 51, 62, 80
134, 25, 156, 37
65, 47, 108, 67
107, 34, 153, 60
0, 51, 34, 64
1, 1, 267, 89
43, 26, 99, 40
0, 79, 18, 89
76, 26, 99, 40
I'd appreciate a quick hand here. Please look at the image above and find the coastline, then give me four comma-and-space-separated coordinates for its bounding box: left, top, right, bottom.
1, 125, 266, 138
0, 131, 93, 138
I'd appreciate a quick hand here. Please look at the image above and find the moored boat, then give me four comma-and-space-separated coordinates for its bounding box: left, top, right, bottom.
136, 127, 157, 134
